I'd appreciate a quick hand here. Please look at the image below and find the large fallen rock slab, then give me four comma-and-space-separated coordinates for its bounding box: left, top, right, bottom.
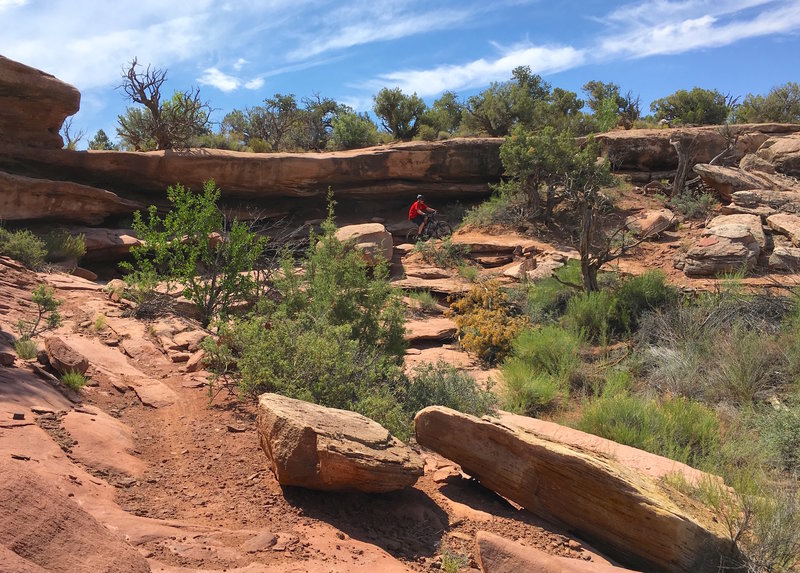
624, 208, 675, 237
257, 393, 423, 492
415, 407, 732, 573
693, 164, 772, 201
475, 531, 634, 573
0, 171, 143, 225
69, 227, 141, 261
683, 222, 760, 276
767, 213, 800, 246
335, 223, 394, 264
757, 132, 800, 177
0, 56, 80, 149
0, 462, 150, 572
404, 317, 456, 343
44, 336, 89, 375
595, 123, 800, 173
708, 213, 766, 248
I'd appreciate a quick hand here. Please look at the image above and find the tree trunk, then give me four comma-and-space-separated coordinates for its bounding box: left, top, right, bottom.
544, 185, 555, 224
670, 134, 694, 197
579, 200, 599, 292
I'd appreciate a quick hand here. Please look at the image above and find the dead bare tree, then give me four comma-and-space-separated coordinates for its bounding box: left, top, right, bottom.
61, 116, 85, 150
670, 131, 700, 197
117, 57, 212, 150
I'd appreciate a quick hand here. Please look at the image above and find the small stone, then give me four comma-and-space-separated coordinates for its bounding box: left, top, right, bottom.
243, 531, 278, 553
12, 413, 24, 420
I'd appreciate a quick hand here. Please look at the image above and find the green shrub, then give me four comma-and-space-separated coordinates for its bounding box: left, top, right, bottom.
44, 230, 86, 262
328, 111, 379, 150
669, 189, 718, 218
708, 327, 782, 405
461, 182, 527, 229
522, 260, 582, 322
122, 179, 267, 327
577, 393, 720, 468
414, 238, 469, 268
441, 550, 470, 573
760, 405, 800, 473
408, 290, 438, 315
502, 360, 565, 415
456, 263, 478, 281
13, 338, 37, 360
15, 285, 62, 339
405, 361, 497, 418
61, 371, 87, 391
416, 124, 437, 141
0, 228, 47, 269
449, 280, 529, 365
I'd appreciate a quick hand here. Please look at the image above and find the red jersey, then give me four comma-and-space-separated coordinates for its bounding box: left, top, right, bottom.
408, 199, 428, 219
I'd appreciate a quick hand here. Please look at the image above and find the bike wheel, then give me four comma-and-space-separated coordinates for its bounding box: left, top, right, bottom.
432, 221, 453, 239
405, 228, 419, 244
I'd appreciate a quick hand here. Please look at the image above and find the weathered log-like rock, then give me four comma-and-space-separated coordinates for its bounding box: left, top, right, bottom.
624, 208, 675, 237
0, 171, 142, 225
594, 124, 800, 173
475, 531, 634, 573
767, 213, 800, 246
257, 393, 423, 492
0, 139, 503, 202
44, 336, 89, 375
334, 223, 394, 264
0, 56, 80, 149
757, 132, 800, 177
414, 406, 732, 573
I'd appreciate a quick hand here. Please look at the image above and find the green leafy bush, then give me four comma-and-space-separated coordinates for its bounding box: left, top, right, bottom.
520, 260, 582, 322
61, 371, 87, 391
328, 111, 379, 150
16, 285, 62, 339
405, 361, 497, 418
122, 179, 267, 327
461, 182, 527, 229
0, 228, 47, 269
669, 189, 718, 218
408, 290, 438, 315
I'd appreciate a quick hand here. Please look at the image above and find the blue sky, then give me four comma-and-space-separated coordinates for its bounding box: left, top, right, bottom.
1, 0, 799, 146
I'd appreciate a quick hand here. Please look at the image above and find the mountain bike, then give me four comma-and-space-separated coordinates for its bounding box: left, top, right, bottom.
405, 212, 453, 243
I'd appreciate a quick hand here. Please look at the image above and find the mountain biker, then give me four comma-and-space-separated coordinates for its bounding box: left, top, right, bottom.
408, 194, 436, 236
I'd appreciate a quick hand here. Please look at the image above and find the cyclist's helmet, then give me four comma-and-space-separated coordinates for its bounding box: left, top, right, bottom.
417, 194, 424, 200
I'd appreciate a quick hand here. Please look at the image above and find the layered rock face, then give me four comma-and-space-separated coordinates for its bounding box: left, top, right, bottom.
0, 56, 80, 149
415, 406, 732, 573
257, 393, 423, 492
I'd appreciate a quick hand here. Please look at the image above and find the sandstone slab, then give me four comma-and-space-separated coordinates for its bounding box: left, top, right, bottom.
767, 213, 800, 246
404, 317, 456, 343
257, 393, 423, 492
708, 214, 766, 248
624, 208, 675, 237
0, 463, 150, 573
415, 406, 732, 573
476, 531, 633, 573
693, 164, 770, 201
757, 132, 800, 177
0, 170, 141, 225
684, 223, 760, 276
44, 336, 89, 375
62, 408, 145, 477
769, 246, 800, 271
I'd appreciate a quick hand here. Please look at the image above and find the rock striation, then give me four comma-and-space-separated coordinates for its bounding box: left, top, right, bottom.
0, 56, 81, 149
415, 406, 732, 573
257, 393, 423, 492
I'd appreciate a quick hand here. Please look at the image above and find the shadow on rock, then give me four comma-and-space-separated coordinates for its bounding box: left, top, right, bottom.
281, 485, 448, 560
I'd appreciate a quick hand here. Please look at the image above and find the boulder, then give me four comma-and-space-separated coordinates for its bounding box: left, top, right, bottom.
767, 213, 800, 246
172, 329, 209, 352
0, 463, 150, 572
684, 223, 760, 276
0, 55, 80, 149
693, 164, 771, 201
707, 214, 766, 248
739, 153, 776, 174
71, 267, 98, 282
257, 393, 423, 492
0, 338, 15, 366
0, 171, 142, 225
475, 531, 634, 573
624, 208, 675, 237
335, 223, 394, 265
757, 132, 800, 177
769, 246, 800, 271
414, 407, 732, 573
184, 349, 206, 373
44, 336, 89, 375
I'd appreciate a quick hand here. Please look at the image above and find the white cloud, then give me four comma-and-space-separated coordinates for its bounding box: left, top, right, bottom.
369, 43, 586, 96
244, 77, 264, 90
233, 57, 248, 71
198, 67, 241, 92
0, 0, 27, 9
